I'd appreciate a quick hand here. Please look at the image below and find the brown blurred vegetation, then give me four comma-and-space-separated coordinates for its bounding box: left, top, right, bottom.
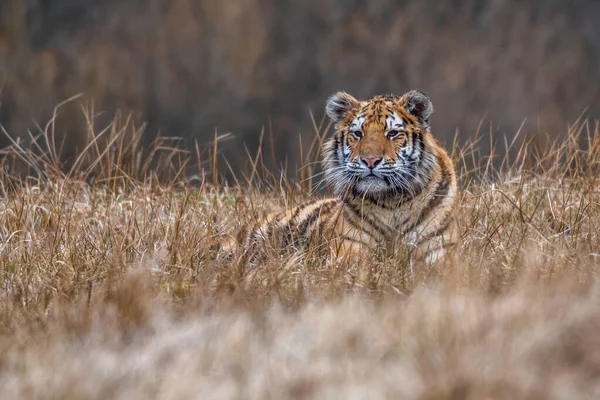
1, 0, 599, 174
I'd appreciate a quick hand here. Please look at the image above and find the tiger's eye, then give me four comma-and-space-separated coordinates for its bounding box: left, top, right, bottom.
387, 130, 400, 139
351, 130, 363, 139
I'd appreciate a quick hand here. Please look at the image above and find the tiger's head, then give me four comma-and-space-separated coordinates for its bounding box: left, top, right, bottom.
322, 90, 439, 199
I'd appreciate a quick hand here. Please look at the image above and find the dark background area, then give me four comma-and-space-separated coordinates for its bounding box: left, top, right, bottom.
1, 0, 599, 175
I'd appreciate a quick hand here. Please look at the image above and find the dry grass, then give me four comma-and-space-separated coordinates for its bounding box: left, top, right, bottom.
1, 107, 600, 399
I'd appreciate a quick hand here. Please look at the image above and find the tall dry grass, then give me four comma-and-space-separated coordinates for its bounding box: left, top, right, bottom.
0, 104, 600, 398
2, 0, 599, 174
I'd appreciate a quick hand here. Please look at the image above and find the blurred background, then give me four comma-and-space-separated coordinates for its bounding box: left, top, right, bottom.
1, 0, 599, 176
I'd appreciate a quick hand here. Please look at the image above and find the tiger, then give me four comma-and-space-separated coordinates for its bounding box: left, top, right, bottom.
221, 90, 458, 267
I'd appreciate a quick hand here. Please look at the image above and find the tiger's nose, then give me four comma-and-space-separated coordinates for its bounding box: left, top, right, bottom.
360, 157, 382, 169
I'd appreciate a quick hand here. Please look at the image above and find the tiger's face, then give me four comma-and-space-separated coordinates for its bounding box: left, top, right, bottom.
323, 90, 438, 199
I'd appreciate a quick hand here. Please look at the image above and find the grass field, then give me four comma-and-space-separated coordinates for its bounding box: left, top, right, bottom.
1, 106, 600, 399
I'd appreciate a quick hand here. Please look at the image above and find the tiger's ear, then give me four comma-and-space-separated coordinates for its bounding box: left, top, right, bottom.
403, 90, 434, 123
325, 92, 359, 124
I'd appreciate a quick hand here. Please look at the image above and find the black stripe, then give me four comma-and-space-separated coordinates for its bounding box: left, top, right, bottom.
301, 201, 337, 233
314, 210, 327, 240
416, 132, 424, 162
293, 200, 337, 242
333, 136, 341, 152
290, 202, 309, 224
306, 203, 335, 235
281, 202, 312, 245
343, 199, 390, 238
342, 208, 378, 240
